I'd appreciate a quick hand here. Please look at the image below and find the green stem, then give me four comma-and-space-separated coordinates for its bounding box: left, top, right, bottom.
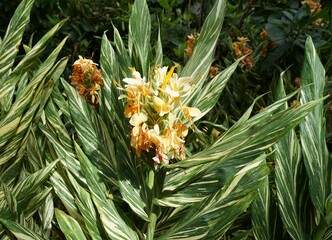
146, 212, 157, 240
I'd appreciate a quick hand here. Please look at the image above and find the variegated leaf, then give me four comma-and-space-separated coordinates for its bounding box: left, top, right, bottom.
55, 209, 87, 240
129, 0, 151, 77
181, 0, 226, 107
157, 155, 270, 239
0, 218, 44, 240
274, 72, 310, 239
300, 36, 329, 217
74, 141, 139, 240
0, 0, 35, 78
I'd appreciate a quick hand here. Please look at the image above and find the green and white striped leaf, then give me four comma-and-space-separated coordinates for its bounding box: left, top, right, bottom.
35, 57, 69, 121
113, 27, 131, 78
300, 36, 329, 216
22, 187, 53, 219
14, 19, 67, 73
100, 32, 131, 159
0, 218, 44, 240
74, 141, 139, 240
62, 79, 117, 185
55, 209, 87, 240
0, 0, 35, 78
251, 176, 273, 240
118, 179, 150, 221
50, 171, 81, 221
43, 99, 73, 154
0, 37, 67, 158
13, 160, 58, 204
0, 56, 68, 165
161, 92, 299, 197
274, 72, 310, 239
181, 0, 226, 106
129, 0, 151, 77
191, 59, 240, 120
67, 172, 104, 240
157, 155, 270, 239
38, 193, 53, 239
166, 95, 324, 169
0, 180, 18, 218
0, 19, 67, 113
159, 143, 266, 207
51, 85, 72, 122
100, 32, 119, 122
38, 120, 83, 183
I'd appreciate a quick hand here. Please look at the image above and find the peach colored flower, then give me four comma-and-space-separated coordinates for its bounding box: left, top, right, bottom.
69, 55, 103, 106
118, 66, 201, 167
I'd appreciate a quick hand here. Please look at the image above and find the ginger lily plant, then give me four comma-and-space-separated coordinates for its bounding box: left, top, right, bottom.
0, 0, 330, 239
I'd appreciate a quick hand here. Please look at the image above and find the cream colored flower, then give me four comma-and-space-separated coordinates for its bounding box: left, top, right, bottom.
183, 106, 202, 118
118, 66, 202, 167
153, 96, 173, 116
129, 112, 148, 126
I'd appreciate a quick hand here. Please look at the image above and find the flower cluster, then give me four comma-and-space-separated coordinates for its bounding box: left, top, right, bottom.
118, 66, 201, 167
184, 33, 200, 59
259, 29, 277, 58
301, 0, 321, 13
69, 56, 103, 106
233, 37, 253, 69
209, 65, 220, 78
301, 0, 323, 26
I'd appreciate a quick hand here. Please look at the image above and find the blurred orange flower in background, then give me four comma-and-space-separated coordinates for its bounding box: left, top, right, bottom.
233, 37, 253, 69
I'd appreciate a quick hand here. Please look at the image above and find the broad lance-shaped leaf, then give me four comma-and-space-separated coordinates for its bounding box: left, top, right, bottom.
0, 180, 18, 218
0, 218, 44, 240
300, 36, 329, 216
61, 79, 117, 185
23, 187, 53, 219
100, 32, 129, 141
51, 85, 72, 123
43, 98, 74, 154
38, 121, 83, 184
166, 95, 324, 169
274, 72, 310, 239
50, 171, 82, 221
100, 32, 119, 122
161, 91, 299, 193
12, 159, 59, 203
67, 172, 104, 240
0, 37, 68, 153
0, 0, 35, 79
0, 20, 66, 112
0, 57, 68, 166
113, 27, 131, 78
251, 176, 275, 240
192, 58, 240, 121
118, 179, 150, 221
55, 209, 87, 240
38, 193, 53, 239
158, 141, 272, 208
74, 141, 139, 240
181, 0, 226, 107
157, 154, 270, 239
129, 0, 151, 77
